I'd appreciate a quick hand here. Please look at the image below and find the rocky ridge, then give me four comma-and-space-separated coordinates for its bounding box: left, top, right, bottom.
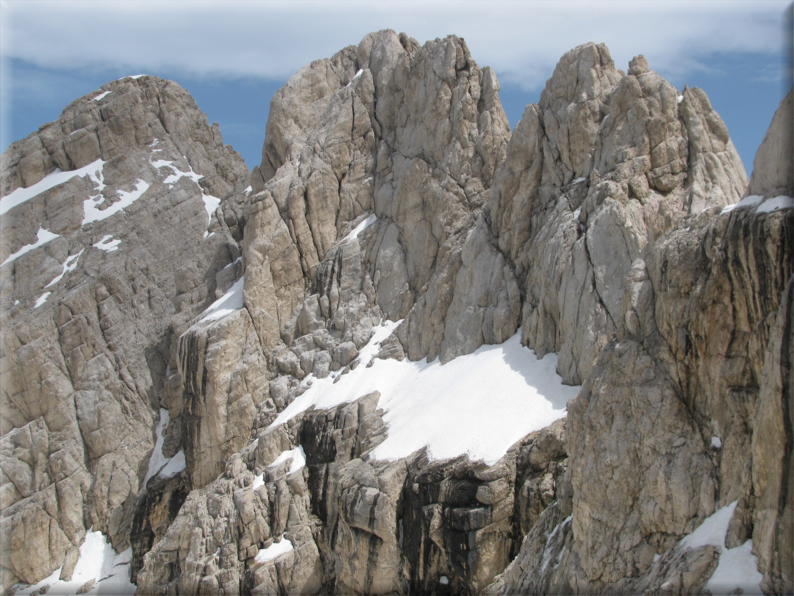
0, 74, 250, 588
1, 31, 792, 595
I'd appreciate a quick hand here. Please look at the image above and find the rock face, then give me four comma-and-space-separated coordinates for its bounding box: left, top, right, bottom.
2, 32, 792, 596
747, 88, 793, 198
0, 75, 250, 588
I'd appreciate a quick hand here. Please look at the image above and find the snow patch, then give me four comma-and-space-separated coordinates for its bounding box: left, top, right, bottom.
92, 91, 112, 102
346, 69, 364, 87
711, 436, 722, 449
268, 446, 306, 475
1, 158, 106, 216
721, 195, 763, 214
14, 530, 134, 595
252, 474, 265, 491
159, 162, 219, 235
756, 195, 793, 214
678, 500, 763, 595
45, 249, 84, 288
2, 227, 60, 266
144, 409, 170, 484
33, 292, 51, 308
200, 276, 245, 321
254, 537, 294, 564
677, 94, 684, 104
706, 540, 764, 595
439, 576, 449, 585
223, 257, 242, 270
144, 409, 186, 484
150, 158, 175, 170
83, 179, 150, 224
343, 214, 377, 243
202, 194, 221, 237
158, 450, 186, 478
572, 177, 586, 184
93, 235, 121, 252
270, 322, 579, 465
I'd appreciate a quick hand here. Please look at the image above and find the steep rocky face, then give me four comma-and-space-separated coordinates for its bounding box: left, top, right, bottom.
246, 30, 515, 364
3, 31, 791, 596
0, 75, 250, 589
747, 88, 793, 198
490, 80, 792, 594
490, 44, 748, 385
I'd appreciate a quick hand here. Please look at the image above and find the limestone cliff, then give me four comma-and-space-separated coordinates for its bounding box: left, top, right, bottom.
1, 32, 791, 596
0, 75, 250, 588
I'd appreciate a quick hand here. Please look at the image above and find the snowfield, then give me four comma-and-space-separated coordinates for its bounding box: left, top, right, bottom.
13, 530, 135, 595
679, 500, 763, 594
200, 276, 245, 321
270, 321, 580, 465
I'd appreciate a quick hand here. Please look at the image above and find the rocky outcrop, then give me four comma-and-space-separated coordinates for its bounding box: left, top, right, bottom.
490, 72, 792, 594
0, 75, 250, 589
490, 44, 748, 385
3, 30, 791, 596
246, 30, 514, 364
746, 88, 793, 198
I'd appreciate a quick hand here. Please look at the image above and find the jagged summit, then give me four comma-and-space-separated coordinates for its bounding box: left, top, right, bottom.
1, 31, 791, 595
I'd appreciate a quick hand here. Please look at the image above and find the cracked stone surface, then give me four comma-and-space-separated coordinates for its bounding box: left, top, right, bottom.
2, 33, 792, 596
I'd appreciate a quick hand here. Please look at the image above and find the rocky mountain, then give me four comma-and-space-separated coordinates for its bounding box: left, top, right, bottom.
1, 31, 791, 595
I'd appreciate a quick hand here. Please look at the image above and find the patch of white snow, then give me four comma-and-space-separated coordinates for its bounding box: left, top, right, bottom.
439, 576, 449, 585
158, 450, 186, 478
93, 235, 121, 252
252, 474, 265, 491
721, 195, 763, 214
572, 177, 586, 184
223, 257, 242, 270
143, 409, 186, 484
92, 91, 112, 102
678, 501, 762, 595
144, 409, 171, 485
160, 163, 220, 235
83, 179, 150, 224
150, 158, 176, 171
1, 159, 106, 216
268, 446, 306, 475
2, 227, 61, 266
33, 292, 51, 308
343, 214, 377, 243
254, 536, 294, 564
711, 436, 722, 449
14, 529, 134, 595
163, 165, 202, 186
45, 249, 84, 288
202, 194, 221, 236
200, 276, 245, 321
756, 195, 793, 214
270, 322, 579, 465
705, 540, 764, 595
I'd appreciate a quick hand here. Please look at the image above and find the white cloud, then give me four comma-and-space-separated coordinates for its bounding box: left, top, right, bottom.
1, 0, 788, 90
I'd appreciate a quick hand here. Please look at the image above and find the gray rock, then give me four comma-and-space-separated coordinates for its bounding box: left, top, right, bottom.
746, 88, 793, 197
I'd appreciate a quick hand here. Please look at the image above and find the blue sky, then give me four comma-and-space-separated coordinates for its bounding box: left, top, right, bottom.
1, 1, 791, 178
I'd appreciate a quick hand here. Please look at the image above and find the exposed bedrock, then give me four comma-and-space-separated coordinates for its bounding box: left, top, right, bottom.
3, 28, 792, 596
0, 75, 250, 588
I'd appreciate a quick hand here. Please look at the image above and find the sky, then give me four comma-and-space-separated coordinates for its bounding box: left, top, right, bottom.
1, 0, 792, 178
